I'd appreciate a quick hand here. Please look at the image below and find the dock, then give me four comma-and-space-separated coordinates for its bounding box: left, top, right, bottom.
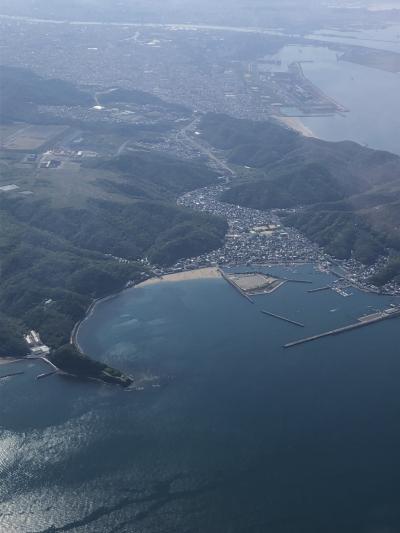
282, 278, 313, 284
261, 310, 305, 327
308, 286, 331, 293
284, 308, 400, 348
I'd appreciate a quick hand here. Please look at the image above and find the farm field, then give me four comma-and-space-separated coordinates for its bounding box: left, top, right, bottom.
0, 124, 69, 151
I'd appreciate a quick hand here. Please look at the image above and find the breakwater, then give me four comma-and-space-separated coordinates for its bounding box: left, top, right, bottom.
0, 371, 24, 380
261, 310, 305, 327
284, 308, 400, 348
218, 269, 255, 304
308, 286, 332, 293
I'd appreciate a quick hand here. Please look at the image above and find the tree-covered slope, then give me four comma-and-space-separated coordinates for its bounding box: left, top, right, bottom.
89, 151, 219, 201
0, 208, 144, 350
0, 65, 93, 122
200, 114, 400, 269
0, 70, 228, 377
284, 209, 384, 265
1, 195, 227, 265
223, 162, 345, 209
201, 114, 400, 202
0, 191, 227, 357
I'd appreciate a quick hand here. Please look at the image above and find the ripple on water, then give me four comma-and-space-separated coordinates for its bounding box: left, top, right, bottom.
2, 266, 400, 532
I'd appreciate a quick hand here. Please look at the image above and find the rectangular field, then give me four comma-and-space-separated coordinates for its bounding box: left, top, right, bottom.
0, 124, 69, 151
227, 272, 285, 295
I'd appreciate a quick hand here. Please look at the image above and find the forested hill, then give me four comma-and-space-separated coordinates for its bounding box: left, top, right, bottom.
0, 151, 227, 357
89, 151, 218, 200
0, 66, 190, 124
201, 114, 400, 206
0, 67, 230, 363
200, 113, 400, 274
0, 66, 94, 121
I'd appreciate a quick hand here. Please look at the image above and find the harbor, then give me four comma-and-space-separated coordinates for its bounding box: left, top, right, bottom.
284, 306, 400, 348
218, 269, 255, 304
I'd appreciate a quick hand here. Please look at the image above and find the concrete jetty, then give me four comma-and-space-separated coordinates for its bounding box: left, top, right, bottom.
0, 371, 24, 380
26, 355, 59, 371
282, 278, 313, 284
284, 308, 400, 348
219, 269, 255, 304
261, 310, 305, 327
308, 286, 332, 293
36, 370, 57, 380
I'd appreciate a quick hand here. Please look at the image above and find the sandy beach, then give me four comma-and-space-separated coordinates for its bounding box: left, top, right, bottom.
277, 116, 314, 138
138, 267, 221, 287
73, 267, 222, 351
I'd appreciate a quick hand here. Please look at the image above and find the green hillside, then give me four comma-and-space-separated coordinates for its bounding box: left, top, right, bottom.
200, 113, 400, 274
0, 209, 142, 349
0, 65, 93, 122
0, 69, 228, 368
0, 151, 226, 358
1, 195, 226, 265
89, 151, 218, 200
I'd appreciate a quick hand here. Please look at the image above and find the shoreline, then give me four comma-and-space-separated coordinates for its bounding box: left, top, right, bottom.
138, 266, 221, 287
71, 290, 124, 353
71, 266, 222, 351
70, 262, 390, 358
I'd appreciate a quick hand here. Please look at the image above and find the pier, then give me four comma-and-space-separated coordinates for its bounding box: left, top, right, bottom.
282, 278, 313, 284
0, 371, 24, 380
308, 286, 332, 293
36, 370, 57, 380
26, 355, 59, 371
284, 308, 400, 348
219, 269, 255, 304
261, 310, 305, 327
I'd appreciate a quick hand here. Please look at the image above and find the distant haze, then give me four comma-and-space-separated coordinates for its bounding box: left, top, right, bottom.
0, 0, 386, 24
0, 1, 398, 33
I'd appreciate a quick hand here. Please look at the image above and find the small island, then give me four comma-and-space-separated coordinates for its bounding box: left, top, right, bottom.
50, 344, 133, 387
20, 329, 134, 387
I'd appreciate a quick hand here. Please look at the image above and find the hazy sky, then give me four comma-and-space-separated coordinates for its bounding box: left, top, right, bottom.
0, 0, 397, 27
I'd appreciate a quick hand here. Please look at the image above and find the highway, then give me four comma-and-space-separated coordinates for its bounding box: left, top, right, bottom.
176, 118, 235, 178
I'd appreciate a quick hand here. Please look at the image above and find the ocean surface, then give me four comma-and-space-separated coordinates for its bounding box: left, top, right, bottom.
267, 41, 400, 155
307, 24, 400, 53
1, 265, 400, 532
